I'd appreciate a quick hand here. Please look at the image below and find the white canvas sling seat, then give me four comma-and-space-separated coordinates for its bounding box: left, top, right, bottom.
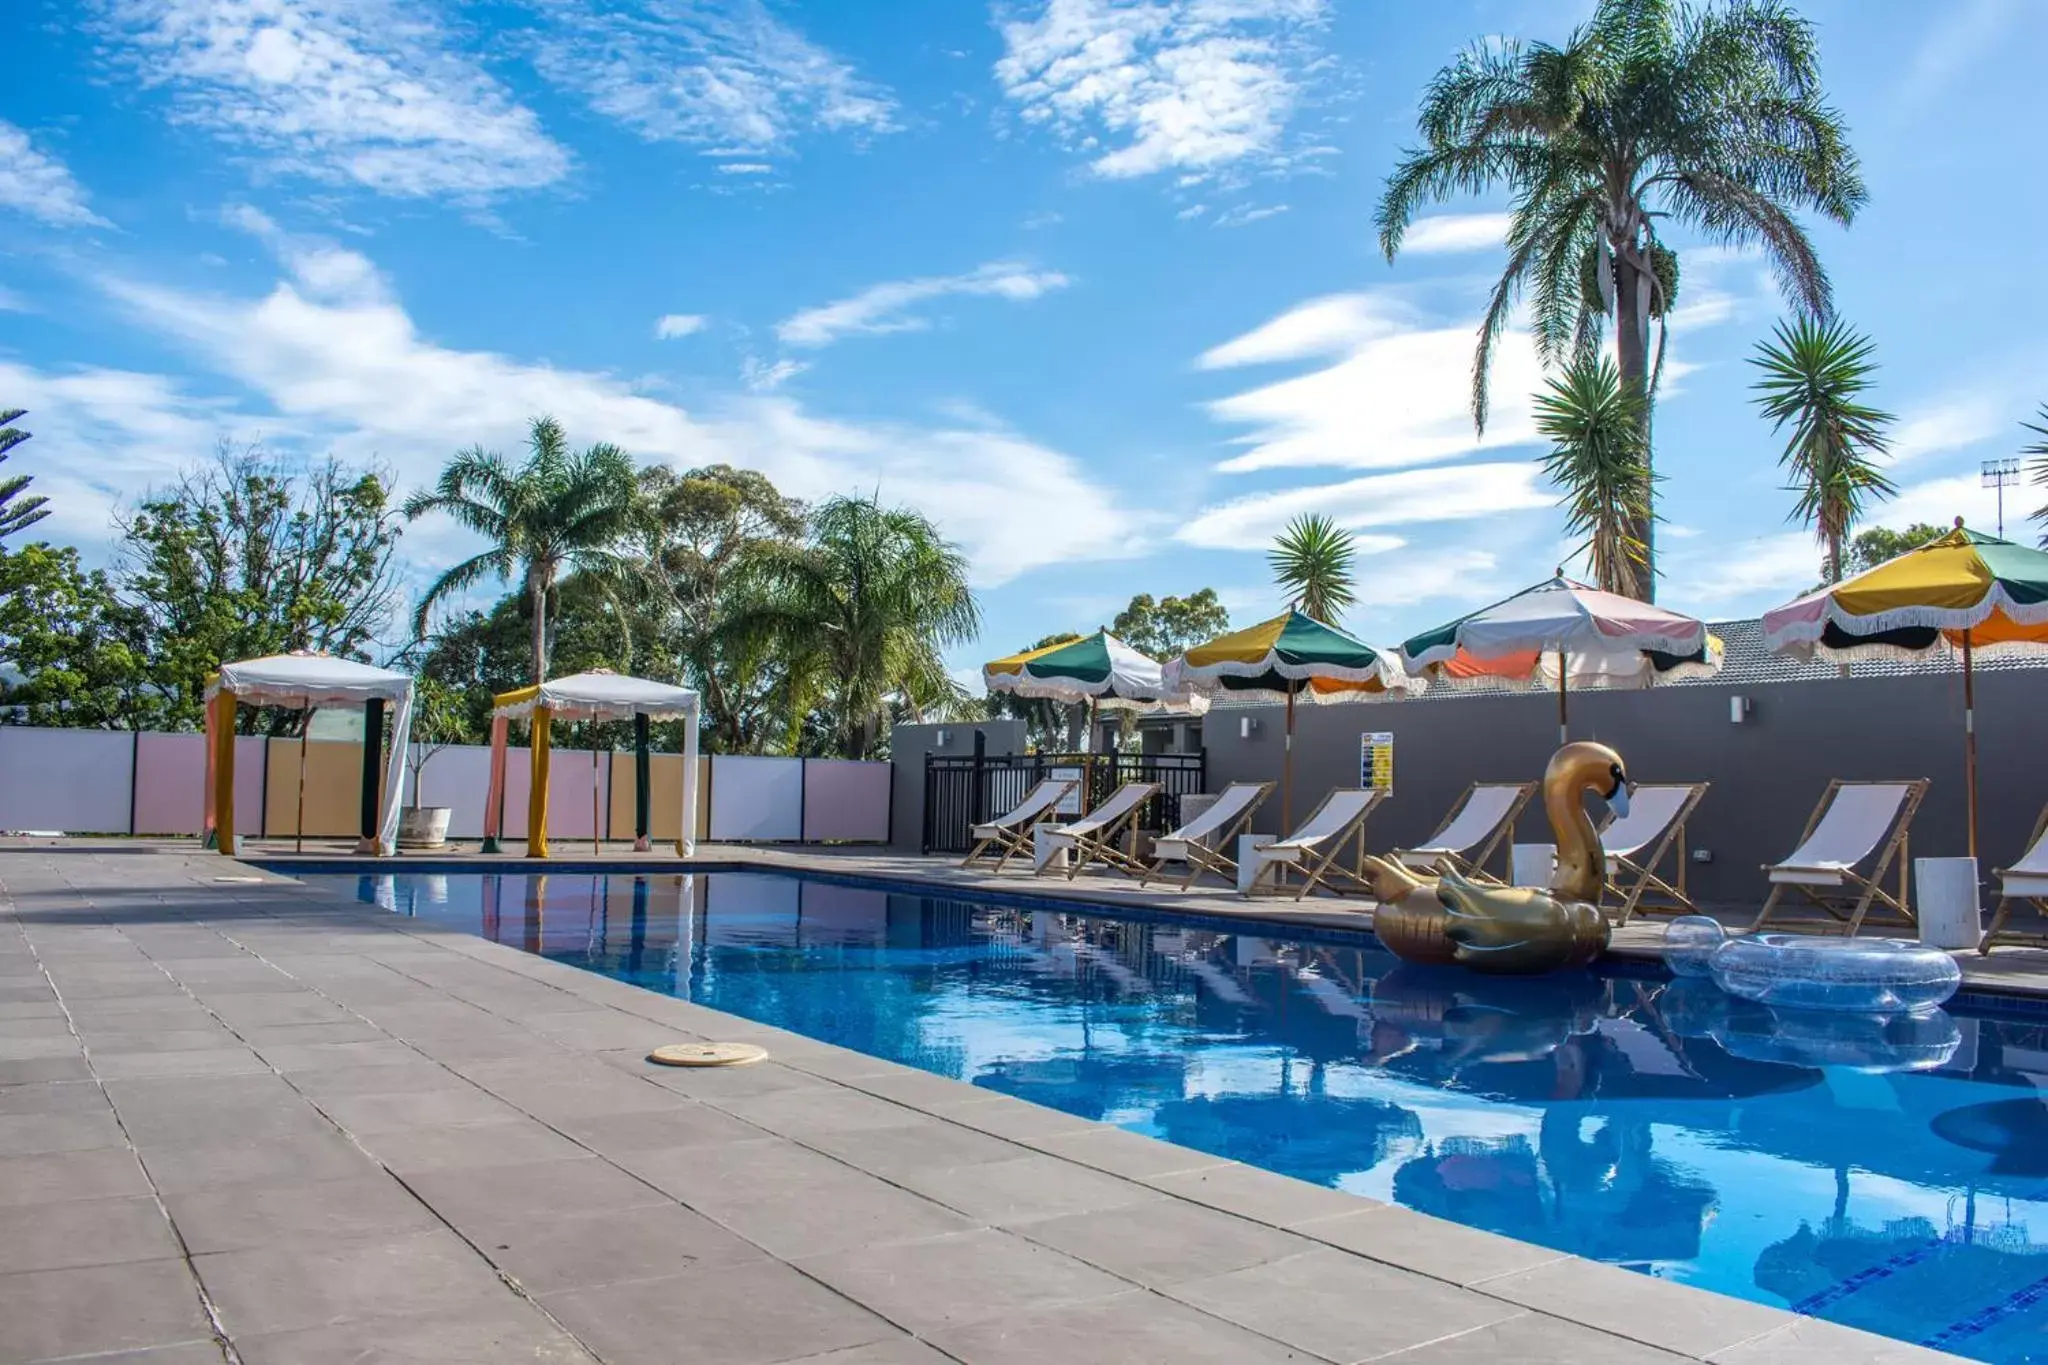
1393, 782, 1535, 882
1752, 779, 1929, 937
1600, 783, 1710, 925
1242, 788, 1386, 901
1981, 804, 2048, 953
1038, 781, 1162, 879
1143, 781, 1275, 889
961, 778, 1076, 871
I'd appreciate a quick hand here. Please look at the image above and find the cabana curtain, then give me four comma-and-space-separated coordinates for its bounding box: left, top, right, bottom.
202, 653, 416, 856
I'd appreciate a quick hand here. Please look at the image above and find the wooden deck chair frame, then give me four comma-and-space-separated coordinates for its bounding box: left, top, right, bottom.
1243, 789, 1386, 901
1982, 801, 2048, 954
1394, 782, 1534, 884
1750, 779, 1930, 937
1053, 782, 1163, 880
1604, 783, 1710, 926
959, 778, 1076, 873
1142, 782, 1275, 890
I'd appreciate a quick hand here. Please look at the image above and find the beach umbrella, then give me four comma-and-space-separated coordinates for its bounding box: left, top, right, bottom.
1762, 520, 2048, 856
1163, 610, 1412, 830
983, 629, 1204, 797
1400, 575, 1721, 745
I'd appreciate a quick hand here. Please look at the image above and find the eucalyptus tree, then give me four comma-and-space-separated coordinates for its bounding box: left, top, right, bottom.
1750, 317, 1895, 583
1534, 356, 1652, 595
1377, 0, 1865, 595
404, 416, 640, 686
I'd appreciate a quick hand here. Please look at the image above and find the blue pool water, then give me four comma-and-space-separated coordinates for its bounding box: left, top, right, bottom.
300, 868, 2048, 1362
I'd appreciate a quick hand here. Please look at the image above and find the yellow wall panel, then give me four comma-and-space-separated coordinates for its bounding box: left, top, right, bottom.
264, 738, 381, 837
606, 753, 712, 842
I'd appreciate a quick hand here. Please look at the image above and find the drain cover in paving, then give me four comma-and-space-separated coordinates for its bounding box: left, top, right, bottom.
648, 1042, 768, 1068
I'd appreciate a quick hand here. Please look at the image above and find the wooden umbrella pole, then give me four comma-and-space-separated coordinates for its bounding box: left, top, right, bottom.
1283, 679, 1297, 835
1556, 648, 1568, 748
1085, 695, 1097, 807
1964, 629, 1978, 859
295, 707, 310, 855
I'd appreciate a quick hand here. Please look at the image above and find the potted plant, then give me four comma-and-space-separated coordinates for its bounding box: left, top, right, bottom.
398, 678, 466, 849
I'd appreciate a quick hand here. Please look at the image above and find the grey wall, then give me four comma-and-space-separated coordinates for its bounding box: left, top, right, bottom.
1198, 670, 2048, 910
888, 721, 1028, 851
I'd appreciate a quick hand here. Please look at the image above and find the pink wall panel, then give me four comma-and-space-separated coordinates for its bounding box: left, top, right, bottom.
132, 732, 203, 835
544, 748, 611, 841
800, 760, 892, 843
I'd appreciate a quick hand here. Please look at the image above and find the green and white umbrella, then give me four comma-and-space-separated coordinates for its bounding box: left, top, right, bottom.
983, 630, 1201, 711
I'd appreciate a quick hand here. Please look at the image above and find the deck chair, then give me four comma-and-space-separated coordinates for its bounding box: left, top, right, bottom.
1242, 789, 1386, 900
1982, 803, 2048, 954
1143, 782, 1274, 889
1039, 782, 1162, 879
960, 778, 1076, 872
1751, 779, 1930, 936
1601, 783, 1710, 925
1392, 783, 1534, 883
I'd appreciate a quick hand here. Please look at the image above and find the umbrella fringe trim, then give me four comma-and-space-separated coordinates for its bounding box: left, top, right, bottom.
1402, 630, 1711, 672
1764, 589, 2048, 654
1164, 657, 1410, 690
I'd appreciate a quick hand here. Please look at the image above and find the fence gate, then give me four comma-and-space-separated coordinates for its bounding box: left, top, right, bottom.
921, 746, 1206, 855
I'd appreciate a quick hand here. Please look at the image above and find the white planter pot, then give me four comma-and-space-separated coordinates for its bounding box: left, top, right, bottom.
397, 806, 452, 850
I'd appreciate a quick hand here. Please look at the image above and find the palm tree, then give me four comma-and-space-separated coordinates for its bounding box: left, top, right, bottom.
1270, 514, 1357, 624
0, 410, 50, 544
1535, 357, 1652, 595
1750, 317, 1895, 583
2024, 407, 2048, 546
729, 494, 979, 759
1377, 0, 1865, 597
404, 416, 640, 685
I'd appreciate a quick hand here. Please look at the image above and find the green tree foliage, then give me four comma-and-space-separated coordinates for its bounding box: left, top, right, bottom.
1837, 522, 1946, 579
117, 444, 403, 733
1750, 317, 1896, 583
404, 416, 640, 687
1270, 514, 1357, 624
1111, 588, 1230, 660
1378, 0, 1865, 597
1535, 356, 1652, 595
0, 543, 151, 727
728, 494, 979, 759
0, 410, 50, 544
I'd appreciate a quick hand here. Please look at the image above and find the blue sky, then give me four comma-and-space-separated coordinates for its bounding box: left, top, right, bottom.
5, 0, 2047, 683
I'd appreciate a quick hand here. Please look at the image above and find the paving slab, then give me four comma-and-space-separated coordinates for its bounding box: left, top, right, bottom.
163, 1174, 442, 1253
540, 1260, 900, 1365
0, 1258, 214, 1363
795, 1227, 1132, 1332
194, 1229, 514, 1337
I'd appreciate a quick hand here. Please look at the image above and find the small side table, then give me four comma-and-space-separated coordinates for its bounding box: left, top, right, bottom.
1915, 856, 1982, 950
1033, 826, 1070, 874
1511, 842, 1556, 889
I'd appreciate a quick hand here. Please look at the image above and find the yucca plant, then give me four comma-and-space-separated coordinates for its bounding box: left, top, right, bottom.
1750, 317, 1896, 583
2024, 406, 2048, 546
1377, 0, 1866, 597
1270, 514, 1357, 624
1534, 356, 1652, 596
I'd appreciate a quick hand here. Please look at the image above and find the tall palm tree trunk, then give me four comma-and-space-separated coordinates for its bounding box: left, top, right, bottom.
527, 568, 549, 685
1611, 250, 1654, 601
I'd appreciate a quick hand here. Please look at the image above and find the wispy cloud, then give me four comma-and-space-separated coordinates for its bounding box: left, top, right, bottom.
1891, 393, 2011, 464
740, 356, 806, 392
87, 0, 570, 201
527, 0, 896, 157
1196, 290, 1544, 473
777, 261, 1070, 349
1900, 0, 2024, 109
1399, 212, 1509, 255
0, 121, 110, 227
1177, 463, 1551, 551
995, 0, 1330, 182
654, 313, 706, 340
1214, 203, 1289, 229
716, 162, 774, 175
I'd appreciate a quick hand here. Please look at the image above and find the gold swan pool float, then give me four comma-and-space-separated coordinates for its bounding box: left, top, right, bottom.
1364, 742, 1628, 975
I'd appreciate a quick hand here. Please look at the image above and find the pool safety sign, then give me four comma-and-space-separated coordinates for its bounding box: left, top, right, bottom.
1048, 767, 1085, 814
1360, 733, 1394, 793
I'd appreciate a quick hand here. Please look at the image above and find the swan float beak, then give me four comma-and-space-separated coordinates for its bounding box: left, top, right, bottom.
1604, 765, 1632, 820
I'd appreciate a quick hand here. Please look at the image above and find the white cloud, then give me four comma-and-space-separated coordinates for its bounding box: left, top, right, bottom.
1399, 213, 1509, 255
1177, 462, 1551, 551
716, 163, 774, 175
995, 0, 1329, 182
740, 356, 806, 392
527, 0, 895, 155
1197, 291, 1544, 473
1664, 287, 1736, 334
654, 313, 706, 340
88, 0, 570, 201
1891, 393, 2009, 464
1214, 203, 1288, 229
1662, 531, 1818, 614
1348, 548, 1505, 613
1901, 0, 2024, 109
777, 262, 1071, 349
0, 285, 28, 312
1879, 472, 2004, 535
0, 121, 109, 228
77, 236, 1135, 587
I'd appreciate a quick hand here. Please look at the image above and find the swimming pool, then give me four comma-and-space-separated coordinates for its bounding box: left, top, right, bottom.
297, 867, 2048, 1362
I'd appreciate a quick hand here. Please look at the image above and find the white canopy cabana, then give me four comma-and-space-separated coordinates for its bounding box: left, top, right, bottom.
203, 653, 416, 856
482, 671, 701, 859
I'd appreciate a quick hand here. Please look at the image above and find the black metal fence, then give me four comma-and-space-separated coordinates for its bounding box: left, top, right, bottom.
920, 740, 1206, 854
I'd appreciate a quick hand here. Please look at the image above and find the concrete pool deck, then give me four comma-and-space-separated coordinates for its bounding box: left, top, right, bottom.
0, 842, 1973, 1363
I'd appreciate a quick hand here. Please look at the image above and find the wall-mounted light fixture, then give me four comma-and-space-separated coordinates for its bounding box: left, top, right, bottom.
1239, 716, 1259, 739
935, 729, 952, 747
1729, 697, 1752, 724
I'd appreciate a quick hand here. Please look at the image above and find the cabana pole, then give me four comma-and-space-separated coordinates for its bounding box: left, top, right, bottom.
356, 698, 384, 855
633, 714, 651, 853
294, 707, 310, 855
1557, 647, 1569, 746
590, 731, 601, 857
1964, 628, 1978, 858
527, 706, 553, 858
214, 693, 238, 857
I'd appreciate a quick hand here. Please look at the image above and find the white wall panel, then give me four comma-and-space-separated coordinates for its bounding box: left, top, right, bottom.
708, 756, 803, 841
0, 728, 136, 833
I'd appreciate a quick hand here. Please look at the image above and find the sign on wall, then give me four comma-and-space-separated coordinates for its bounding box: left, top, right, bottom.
1049, 766, 1085, 814
1359, 732, 1394, 793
